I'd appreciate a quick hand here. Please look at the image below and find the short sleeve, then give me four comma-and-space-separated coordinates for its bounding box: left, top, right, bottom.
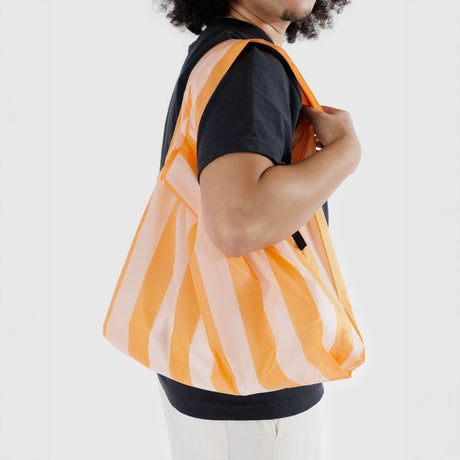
196, 43, 302, 184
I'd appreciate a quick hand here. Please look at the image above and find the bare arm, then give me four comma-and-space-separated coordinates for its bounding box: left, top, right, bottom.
200, 106, 362, 257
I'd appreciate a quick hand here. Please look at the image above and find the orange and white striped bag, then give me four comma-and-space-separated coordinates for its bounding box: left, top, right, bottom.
102, 37, 365, 396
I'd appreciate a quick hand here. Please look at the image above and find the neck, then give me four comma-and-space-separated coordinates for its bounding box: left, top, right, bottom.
224, 5, 289, 47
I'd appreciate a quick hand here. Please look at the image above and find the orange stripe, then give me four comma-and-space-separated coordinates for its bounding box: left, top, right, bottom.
226, 256, 301, 391
187, 221, 240, 395
168, 263, 201, 386
291, 121, 315, 164
128, 199, 180, 367
264, 245, 349, 381
286, 236, 354, 366
181, 132, 199, 175
102, 192, 154, 337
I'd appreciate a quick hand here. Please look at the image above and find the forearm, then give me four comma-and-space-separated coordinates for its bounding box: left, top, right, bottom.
230, 135, 360, 256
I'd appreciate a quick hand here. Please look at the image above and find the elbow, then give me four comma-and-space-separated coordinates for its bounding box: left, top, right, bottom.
208, 214, 253, 258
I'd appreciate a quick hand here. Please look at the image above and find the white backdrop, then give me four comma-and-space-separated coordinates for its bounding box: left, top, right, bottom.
1, 0, 459, 459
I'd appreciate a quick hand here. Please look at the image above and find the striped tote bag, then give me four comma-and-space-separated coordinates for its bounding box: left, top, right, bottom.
102, 37, 365, 396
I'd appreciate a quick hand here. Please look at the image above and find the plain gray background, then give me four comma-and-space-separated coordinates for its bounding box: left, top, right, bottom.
0, 0, 459, 459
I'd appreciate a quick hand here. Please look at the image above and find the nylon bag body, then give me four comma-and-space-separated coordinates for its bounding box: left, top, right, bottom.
102, 38, 365, 396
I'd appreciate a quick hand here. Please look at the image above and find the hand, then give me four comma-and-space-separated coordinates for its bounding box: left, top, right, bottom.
298, 104, 361, 168
299, 104, 361, 148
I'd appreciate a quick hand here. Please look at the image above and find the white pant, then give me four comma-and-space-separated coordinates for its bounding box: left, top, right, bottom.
158, 382, 325, 460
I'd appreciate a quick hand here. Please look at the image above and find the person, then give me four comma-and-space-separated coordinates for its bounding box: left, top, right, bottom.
155, 0, 361, 458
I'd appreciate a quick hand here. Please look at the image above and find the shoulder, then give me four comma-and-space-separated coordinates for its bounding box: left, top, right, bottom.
225, 42, 302, 102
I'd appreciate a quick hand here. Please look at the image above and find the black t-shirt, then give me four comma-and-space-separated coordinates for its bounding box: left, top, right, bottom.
157, 16, 328, 421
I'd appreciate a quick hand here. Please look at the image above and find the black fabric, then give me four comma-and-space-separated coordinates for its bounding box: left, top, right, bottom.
157, 16, 328, 421
196, 40, 300, 184
157, 372, 324, 421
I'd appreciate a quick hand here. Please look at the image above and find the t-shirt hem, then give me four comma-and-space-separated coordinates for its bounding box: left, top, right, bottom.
197, 135, 288, 182
157, 373, 325, 421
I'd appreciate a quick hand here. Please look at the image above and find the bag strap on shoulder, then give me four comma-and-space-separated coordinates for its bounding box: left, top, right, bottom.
191, 38, 322, 132
160, 38, 322, 182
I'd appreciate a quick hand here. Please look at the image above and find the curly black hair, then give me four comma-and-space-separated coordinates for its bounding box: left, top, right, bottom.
155, 0, 351, 43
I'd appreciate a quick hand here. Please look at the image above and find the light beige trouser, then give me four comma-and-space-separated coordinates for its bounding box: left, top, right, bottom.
158, 382, 325, 460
